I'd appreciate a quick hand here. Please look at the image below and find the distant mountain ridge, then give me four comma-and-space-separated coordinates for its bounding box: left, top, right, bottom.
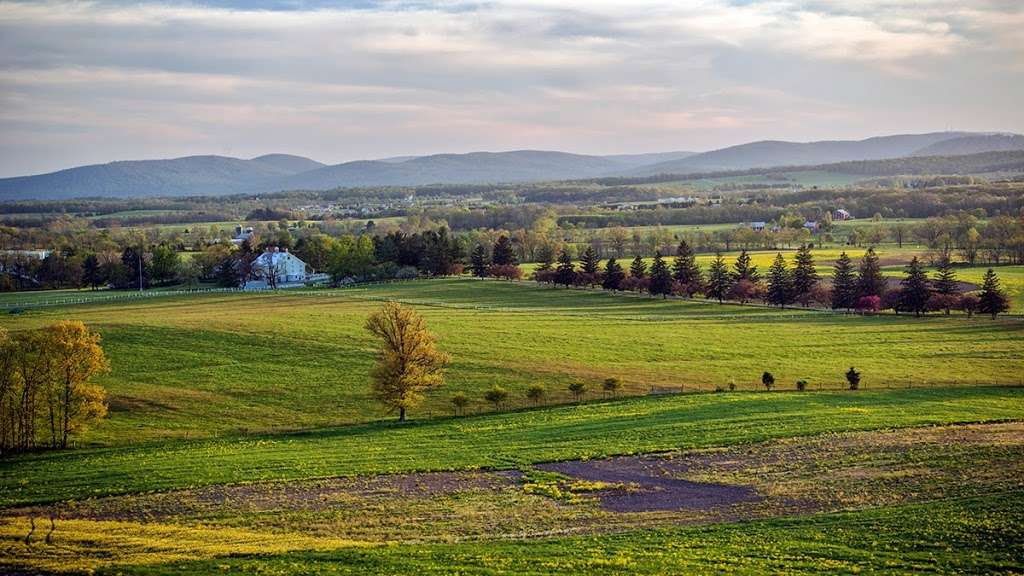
0, 131, 1018, 200
625, 132, 1011, 175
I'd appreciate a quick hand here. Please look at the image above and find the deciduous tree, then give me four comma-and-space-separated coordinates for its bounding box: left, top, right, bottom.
365, 302, 450, 422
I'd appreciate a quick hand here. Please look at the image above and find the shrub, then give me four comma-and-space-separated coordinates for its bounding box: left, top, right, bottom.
796, 379, 808, 392
959, 293, 980, 318
568, 381, 587, 401
484, 385, 509, 410
761, 371, 775, 391
728, 379, 736, 392
533, 269, 556, 284
846, 366, 861, 390
526, 383, 546, 405
714, 385, 724, 393
855, 295, 881, 314
450, 392, 469, 415
602, 377, 622, 397
487, 264, 522, 281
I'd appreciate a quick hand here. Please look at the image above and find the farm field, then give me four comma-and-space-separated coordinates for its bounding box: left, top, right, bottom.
1, 278, 1022, 445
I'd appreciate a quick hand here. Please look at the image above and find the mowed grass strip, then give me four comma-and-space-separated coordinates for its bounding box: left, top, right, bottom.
2, 387, 1023, 507
86, 492, 1024, 576
0, 278, 1021, 445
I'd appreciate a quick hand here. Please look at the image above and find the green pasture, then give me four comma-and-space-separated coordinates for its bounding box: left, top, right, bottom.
0, 279, 1021, 445
2, 386, 1022, 507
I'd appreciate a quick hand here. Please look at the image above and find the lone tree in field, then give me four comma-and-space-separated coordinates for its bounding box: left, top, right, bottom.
47, 321, 111, 449
900, 257, 931, 317
846, 366, 861, 390
761, 371, 775, 391
365, 302, 450, 422
648, 252, 673, 298
705, 253, 731, 303
602, 258, 625, 291
978, 268, 1010, 319
602, 377, 622, 398
470, 244, 489, 277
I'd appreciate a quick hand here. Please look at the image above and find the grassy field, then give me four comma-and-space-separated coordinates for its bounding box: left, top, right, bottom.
0, 279, 1021, 446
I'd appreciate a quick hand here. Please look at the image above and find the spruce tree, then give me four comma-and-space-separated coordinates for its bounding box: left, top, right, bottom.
554, 249, 576, 287
978, 268, 1010, 319
831, 251, 857, 310
580, 246, 600, 275
766, 253, 793, 308
857, 247, 886, 299
791, 244, 818, 305
470, 244, 489, 277
602, 258, 625, 291
491, 235, 517, 266
706, 253, 731, 303
535, 244, 555, 271
672, 240, 702, 288
629, 255, 647, 278
648, 252, 673, 299
732, 249, 759, 283
900, 257, 931, 317
82, 254, 103, 290
933, 255, 957, 295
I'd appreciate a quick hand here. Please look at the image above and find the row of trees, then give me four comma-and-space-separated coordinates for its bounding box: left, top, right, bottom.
532, 242, 1013, 318
0, 321, 109, 454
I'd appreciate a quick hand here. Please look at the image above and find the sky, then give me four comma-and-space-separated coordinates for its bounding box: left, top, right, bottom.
1, 0, 1022, 177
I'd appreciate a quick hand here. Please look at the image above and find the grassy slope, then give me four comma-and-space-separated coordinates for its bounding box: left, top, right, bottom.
0, 278, 1021, 444
2, 386, 1022, 507
97, 493, 1024, 575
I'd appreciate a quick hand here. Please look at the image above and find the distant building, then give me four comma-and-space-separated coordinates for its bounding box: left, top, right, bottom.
749, 221, 767, 231
249, 248, 307, 288
803, 221, 820, 232
833, 209, 852, 221
231, 225, 254, 245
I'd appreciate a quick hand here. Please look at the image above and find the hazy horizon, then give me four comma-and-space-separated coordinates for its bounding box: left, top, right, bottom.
2, 0, 1022, 178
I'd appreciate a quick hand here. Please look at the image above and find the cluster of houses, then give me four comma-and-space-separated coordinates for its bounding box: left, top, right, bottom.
749, 209, 853, 234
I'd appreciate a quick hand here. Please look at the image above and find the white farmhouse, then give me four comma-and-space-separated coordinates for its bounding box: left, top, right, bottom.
250, 248, 307, 287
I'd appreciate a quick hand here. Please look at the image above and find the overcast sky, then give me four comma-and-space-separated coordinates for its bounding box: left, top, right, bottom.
1, 0, 1022, 177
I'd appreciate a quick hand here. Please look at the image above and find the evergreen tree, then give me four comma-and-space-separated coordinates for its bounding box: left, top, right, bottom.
732, 249, 759, 283
580, 246, 600, 275
470, 244, 489, 277
831, 251, 857, 310
602, 258, 625, 291
82, 254, 103, 290
933, 255, 957, 295
766, 253, 794, 308
857, 247, 886, 299
535, 244, 555, 271
629, 255, 647, 278
672, 240, 702, 287
491, 235, 517, 266
120, 246, 149, 290
706, 253, 731, 303
554, 250, 576, 287
648, 252, 673, 298
791, 244, 818, 304
978, 268, 1010, 319
900, 257, 931, 317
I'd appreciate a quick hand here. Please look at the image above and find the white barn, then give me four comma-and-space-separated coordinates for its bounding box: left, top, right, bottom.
250, 248, 307, 287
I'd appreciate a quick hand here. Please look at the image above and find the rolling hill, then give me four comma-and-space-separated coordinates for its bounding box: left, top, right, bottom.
911, 133, 1024, 157
626, 131, 1008, 175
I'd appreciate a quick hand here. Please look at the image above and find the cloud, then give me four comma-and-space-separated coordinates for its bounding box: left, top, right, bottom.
0, 0, 1021, 176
